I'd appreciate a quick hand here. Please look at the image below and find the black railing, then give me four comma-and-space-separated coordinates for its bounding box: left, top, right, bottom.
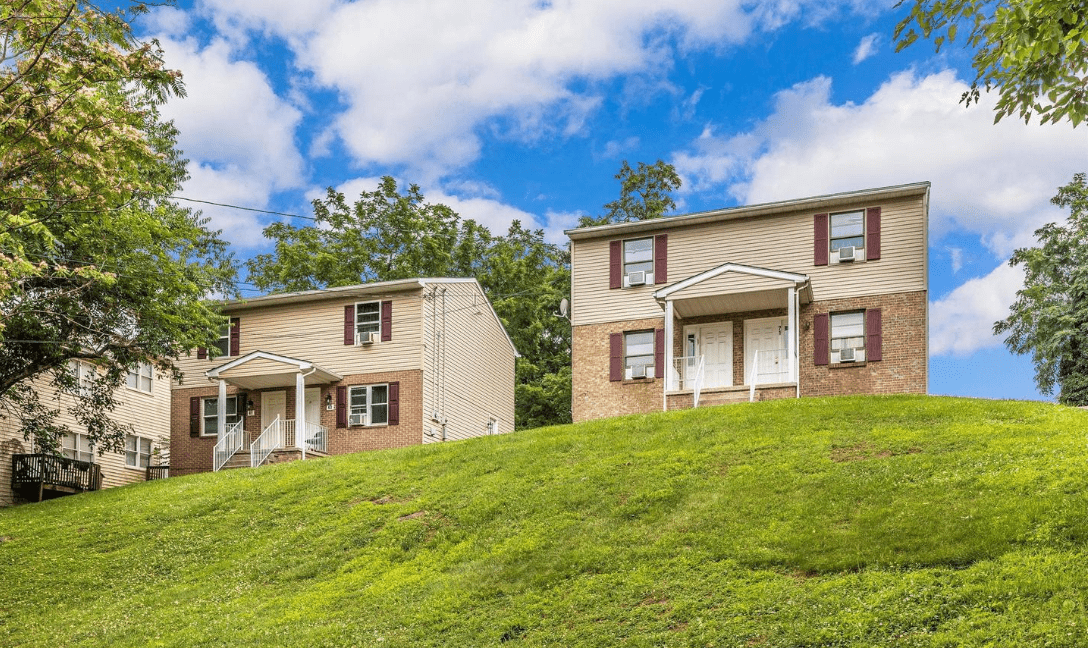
11, 454, 102, 495
146, 465, 169, 481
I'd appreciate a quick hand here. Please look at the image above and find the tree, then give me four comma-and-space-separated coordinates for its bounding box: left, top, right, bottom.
578, 160, 682, 227
247, 177, 491, 292
894, 0, 1088, 126
0, 1, 237, 454
994, 173, 1088, 405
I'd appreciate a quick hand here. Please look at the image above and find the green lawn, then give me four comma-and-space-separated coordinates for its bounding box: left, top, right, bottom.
2, 395, 1088, 647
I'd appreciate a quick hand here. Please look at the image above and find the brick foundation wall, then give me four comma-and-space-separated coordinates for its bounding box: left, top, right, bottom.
799, 290, 927, 397
572, 317, 666, 422
170, 369, 423, 476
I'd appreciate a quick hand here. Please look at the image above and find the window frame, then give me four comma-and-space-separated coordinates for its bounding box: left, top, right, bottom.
124, 434, 154, 469
354, 300, 382, 342
125, 362, 153, 394
200, 395, 243, 437
623, 330, 656, 379
622, 236, 655, 287
61, 432, 94, 463
830, 311, 866, 363
348, 384, 389, 427
829, 210, 866, 261
67, 360, 95, 397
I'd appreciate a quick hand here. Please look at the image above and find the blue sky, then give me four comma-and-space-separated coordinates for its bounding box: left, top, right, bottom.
136, 0, 1087, 401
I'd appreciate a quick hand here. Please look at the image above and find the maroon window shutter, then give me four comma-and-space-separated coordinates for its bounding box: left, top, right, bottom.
654, 328, 665, 378
336, 386, 348, 428
388, 382, 400, 426
866, 309, 883, 362
609, 240, 622, 289
343, 305, 355, 345
381, 301, 393, 342
189, 397, 201, 437
866, 207, 881, 260
229, 317, 240, 356
654, 234, 667, 284
814, 213, 829, 266
609, 332, 623, 381
197, 347, 207, 360
814, 313, 829, 366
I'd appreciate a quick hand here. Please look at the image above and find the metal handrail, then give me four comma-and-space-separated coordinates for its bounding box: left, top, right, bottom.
212, 420, 244, 472
250, 415, 282, 468
749, 347, 790, 402
670, 355, 704, 391
303, 422, 328, 454
692, 355, 706, 407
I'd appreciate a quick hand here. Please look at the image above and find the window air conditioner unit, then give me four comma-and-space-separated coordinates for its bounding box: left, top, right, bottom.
838, 246, 857, 262
627, 270, 646, 286
349, 413, 367, 426
630, 364, 646, 379
356, 331, 377, 345
840, 347, 856, 362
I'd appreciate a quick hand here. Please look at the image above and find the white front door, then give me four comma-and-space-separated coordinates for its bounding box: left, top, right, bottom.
682, 323, 734, 389
744, 317, 788, 384
304, 388, 321, 432
261, 391, 286, 432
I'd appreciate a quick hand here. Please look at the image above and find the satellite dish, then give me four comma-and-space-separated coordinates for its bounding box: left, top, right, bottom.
559, 298, 569, 317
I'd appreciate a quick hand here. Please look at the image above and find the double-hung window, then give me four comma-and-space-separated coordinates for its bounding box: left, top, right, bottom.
126, 363, 153, 393
830, 211, 865, 261
125, 434, 153, 468
67, 360, 95, 396
355, 301, 381, 343
623, 237, 654, 286
348, 384, 388, 426
61, 432, 94, 463
214, 324, 231, 356
830, 312, 865, 363
202, 396, 242, 436
624, 330, 655, 379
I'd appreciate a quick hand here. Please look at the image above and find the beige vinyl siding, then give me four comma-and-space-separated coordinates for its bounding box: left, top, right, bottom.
571, 194, 926, 326
174, 291, 425, 388
421, 281, 516, 443
1, 367, 171, 506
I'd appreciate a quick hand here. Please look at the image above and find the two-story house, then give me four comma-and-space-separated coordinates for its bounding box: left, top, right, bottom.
567, 182, 929, 421
1, 361, 171, 506
170, 278, 517, 475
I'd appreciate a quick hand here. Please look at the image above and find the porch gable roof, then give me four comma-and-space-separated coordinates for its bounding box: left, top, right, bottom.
654, 263, 811, 301
205, 350, 342, 389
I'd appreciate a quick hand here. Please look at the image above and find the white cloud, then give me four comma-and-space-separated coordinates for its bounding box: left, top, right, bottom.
930, 262, 1024, 356
601, 137, 641, 159
193, 0, 880, 179
947, 247, 964, 273
154, 37, 305, 247
853, 33, 879, 64
672, 69, 1086, 258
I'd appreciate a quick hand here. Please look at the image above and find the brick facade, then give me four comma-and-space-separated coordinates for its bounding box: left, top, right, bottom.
572, 290, 926, 422
799, 290, 927, 397
572, 317, 666, 422
170, 369, 424, 477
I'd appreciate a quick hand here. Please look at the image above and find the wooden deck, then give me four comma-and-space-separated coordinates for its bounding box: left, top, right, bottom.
11, 454, 102, 503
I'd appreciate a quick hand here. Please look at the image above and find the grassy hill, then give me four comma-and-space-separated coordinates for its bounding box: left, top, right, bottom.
2, 395, 1088, 647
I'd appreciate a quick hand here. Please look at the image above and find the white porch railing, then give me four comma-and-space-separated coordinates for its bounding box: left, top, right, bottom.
212, 420, 245, 472
250, 415, 282, 468
670, 355, 704, 391
749, 347, 789, 402
303, 422, 328, 454
249, 417, 329, 468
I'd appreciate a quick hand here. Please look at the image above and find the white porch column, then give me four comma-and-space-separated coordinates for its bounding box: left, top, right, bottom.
217, 379, 227, 437
295, 371, 306, 458
663, 299, 674, 411
787, 286, 797, 385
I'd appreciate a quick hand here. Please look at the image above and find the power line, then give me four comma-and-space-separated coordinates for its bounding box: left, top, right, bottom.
170, 196, 316, 221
